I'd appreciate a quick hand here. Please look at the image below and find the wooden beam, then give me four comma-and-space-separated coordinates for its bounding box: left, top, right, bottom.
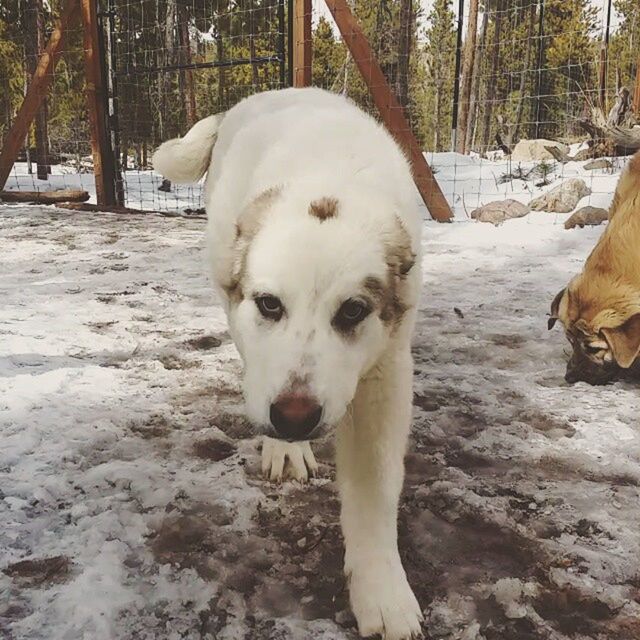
324, 0, 453, 222
293, 0, 312, 87
54, 202, 184, 217
0, 0, 81, 190
1, 188, 90, 204
80, 0, 117, 206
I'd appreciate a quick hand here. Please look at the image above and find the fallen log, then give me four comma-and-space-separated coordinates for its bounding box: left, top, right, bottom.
544, 145, 593, 164
578, 101, 640, 156
54, 202, 151, 215
53, 202, 206, 219
0, 188, 90, 204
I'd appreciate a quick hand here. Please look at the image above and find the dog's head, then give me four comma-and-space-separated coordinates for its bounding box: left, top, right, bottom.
548, 277, 640, 384
217, 186, 418, 440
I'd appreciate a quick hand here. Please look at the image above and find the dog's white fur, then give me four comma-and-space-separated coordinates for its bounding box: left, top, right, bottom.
153, 88, 423, 639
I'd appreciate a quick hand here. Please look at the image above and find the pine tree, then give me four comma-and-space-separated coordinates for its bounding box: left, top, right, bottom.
541, 0, 598, 137
609, 0, 640, 99
312, 17, 347, 91
422, 0, 456, 151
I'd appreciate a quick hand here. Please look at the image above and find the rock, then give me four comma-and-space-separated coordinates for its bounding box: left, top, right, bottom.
564, 206, 609, 229
512, 139, 570, 162
584, 158, 613, 171
529, 178, 591, 213
573, 148, 593, 162
470, 199, 529, 225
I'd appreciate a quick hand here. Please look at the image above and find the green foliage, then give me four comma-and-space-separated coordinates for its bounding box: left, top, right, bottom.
0, 18, 23, 142
421, 0, 457, 151
532, 159, 556, 186
0, 0, 635, 166
312, 17, 347, 90
609, 0, 640, 94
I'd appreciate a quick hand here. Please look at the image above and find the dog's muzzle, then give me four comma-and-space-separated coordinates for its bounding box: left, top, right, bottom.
269, 393, 323, 440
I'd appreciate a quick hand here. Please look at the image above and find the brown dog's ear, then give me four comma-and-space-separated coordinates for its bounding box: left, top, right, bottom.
548, 287, 566, 330
601, 313, 640, 368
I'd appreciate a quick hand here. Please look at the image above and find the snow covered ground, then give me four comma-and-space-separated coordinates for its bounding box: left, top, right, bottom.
1, 163, 640, 639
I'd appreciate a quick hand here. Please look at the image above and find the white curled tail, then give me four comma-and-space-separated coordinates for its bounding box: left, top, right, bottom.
152, 113, 223, 183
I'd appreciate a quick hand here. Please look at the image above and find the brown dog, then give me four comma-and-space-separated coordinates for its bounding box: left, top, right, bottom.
549, 151, 640, 384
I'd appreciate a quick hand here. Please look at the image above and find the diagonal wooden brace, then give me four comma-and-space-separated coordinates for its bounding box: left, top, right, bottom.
324, 0, 453, 222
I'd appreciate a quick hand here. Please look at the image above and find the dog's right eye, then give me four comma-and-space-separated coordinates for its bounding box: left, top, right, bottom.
255, 295, 284, 321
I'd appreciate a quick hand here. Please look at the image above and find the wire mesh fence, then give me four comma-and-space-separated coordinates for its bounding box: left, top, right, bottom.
1, 0, 288, 213
105, 0, 287, 212
1, 0, 639, 219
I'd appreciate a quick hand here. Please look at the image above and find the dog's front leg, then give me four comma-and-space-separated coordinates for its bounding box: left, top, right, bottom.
337, 349, 422, 640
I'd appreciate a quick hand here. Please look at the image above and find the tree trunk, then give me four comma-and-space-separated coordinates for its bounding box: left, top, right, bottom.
177, 3, 197, 127
466, 5, 488, 153
396, 0, 413, 109
456, 0, 479, 154
24, 0, 51, 180
434, 82, 442, 151
481, 0, 502, 152
157, 0, 176, 141
513, 1, 536, 142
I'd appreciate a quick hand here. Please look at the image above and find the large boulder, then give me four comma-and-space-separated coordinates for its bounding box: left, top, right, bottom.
511, 139, 570, 162
584, 158, 613, 171
564, 206, 609, 229
471, 199, 529, 225
529, 178, 591, 213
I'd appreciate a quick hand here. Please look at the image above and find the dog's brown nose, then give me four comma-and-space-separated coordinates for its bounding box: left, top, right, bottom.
270, 394, 322, 440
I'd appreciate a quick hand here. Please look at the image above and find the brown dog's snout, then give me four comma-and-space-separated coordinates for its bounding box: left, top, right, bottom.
565, 348, 619, 386
270, 394, 322, 440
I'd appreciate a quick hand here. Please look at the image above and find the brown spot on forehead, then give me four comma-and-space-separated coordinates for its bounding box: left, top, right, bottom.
309, 197, 339, 221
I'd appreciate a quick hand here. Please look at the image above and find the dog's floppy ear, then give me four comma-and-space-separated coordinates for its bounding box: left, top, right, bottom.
601, 313, 640, 368
548, 287, 566, 330
386, 216, 415, 277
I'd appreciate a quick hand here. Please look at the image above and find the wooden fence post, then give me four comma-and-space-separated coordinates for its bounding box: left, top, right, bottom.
81, 0, 117, 206
0, 0, 81, 191
293, 0, 312, 87
324, 0, 453, 222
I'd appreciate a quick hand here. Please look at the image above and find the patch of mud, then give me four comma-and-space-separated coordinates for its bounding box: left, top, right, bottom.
158, 353, 202, 370
150, 483, 351, 633
3, 555, 71, 587
185, 335, 223, 350
515, 408, 576, 439
193, 437, 237, 461
129, 414, 173, 439
489, 333, 527, 349
212, 411, 255, 440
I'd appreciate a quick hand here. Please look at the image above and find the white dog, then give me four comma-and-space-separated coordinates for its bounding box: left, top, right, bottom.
153, 88, 423, 639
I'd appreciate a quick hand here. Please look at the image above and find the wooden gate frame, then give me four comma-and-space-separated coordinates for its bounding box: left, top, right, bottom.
0, 0, 117, 206
1, 0, 452, 221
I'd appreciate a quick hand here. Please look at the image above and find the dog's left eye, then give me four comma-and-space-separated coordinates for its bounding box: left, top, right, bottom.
334, 299, 370, 331
255, 295, 284, 321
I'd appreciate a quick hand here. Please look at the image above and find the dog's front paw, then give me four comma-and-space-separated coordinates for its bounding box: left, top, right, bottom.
261, 436, 318, 482
348, 557, 422, 640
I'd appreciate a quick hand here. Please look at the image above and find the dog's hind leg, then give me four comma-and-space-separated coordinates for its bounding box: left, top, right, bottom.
261, 436, 318, 482
337, 348, 422, 640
